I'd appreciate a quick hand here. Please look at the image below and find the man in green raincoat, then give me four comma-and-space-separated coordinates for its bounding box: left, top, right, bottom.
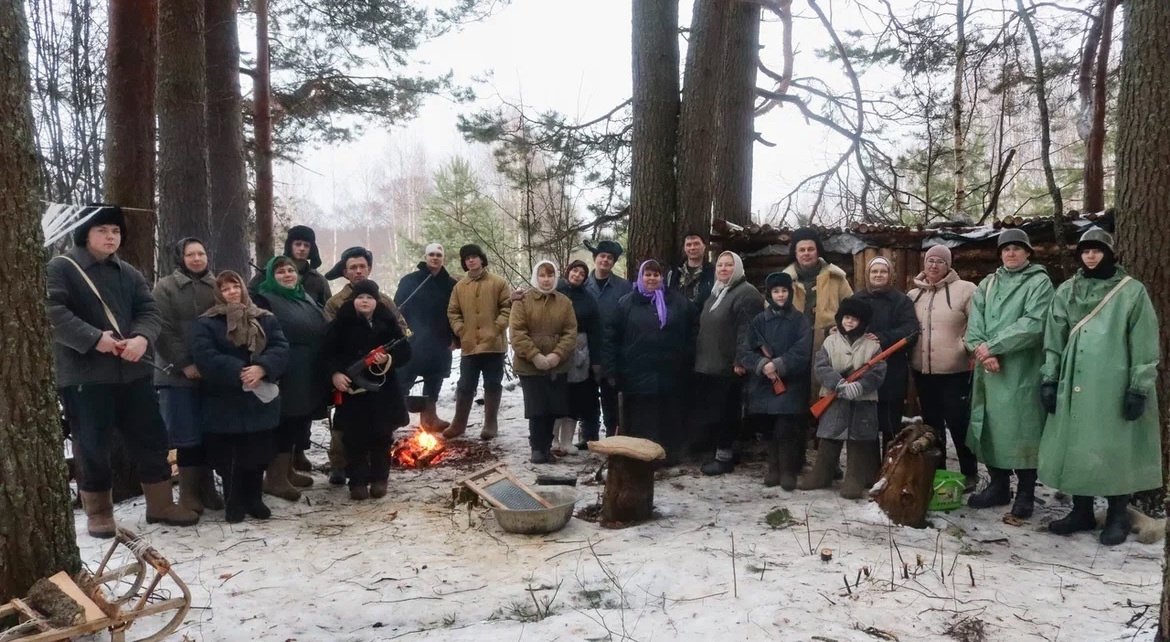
965, 229, 1054, 518
1038, 229, 1161, 546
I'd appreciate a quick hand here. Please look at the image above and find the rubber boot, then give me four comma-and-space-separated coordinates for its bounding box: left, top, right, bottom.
177, 467, 205, 514
797, 439, 842, 491
420, 399, 450, 433
442, 393, 474, 439
293, 449, 313, 472
967, 467, 1012, 509
287, 458, 314, 489
763, 434, 782, 487
839, 440, 881, 500
263, 453, 302, 502
1049, 495, 1096, 535
1010, 469, 1037, 519
80, 490, 116, 539
480, 389, 502, 441
142, 481, 200, 526
245, 471, 271, 520
199, 468, 225, 511
1100, 495, 1131, 546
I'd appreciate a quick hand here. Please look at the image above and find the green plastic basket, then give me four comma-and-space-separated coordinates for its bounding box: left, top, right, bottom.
930, 470, 965, 512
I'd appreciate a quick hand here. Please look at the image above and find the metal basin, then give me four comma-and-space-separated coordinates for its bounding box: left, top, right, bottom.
491, 487, 578, 535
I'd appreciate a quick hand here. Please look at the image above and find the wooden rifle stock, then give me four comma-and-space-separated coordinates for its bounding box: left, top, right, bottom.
810, 331, 918, 419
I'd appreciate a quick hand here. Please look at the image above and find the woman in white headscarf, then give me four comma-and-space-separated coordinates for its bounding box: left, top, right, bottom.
694, 251, 765, 476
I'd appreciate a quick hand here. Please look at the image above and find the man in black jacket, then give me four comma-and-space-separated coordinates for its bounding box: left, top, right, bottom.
665, 231, 716, 309
48, 205, 199, 537
394, 243, 458, 432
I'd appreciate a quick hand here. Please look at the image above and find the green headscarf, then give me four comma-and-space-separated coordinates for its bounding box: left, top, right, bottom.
258, 255, 306, 302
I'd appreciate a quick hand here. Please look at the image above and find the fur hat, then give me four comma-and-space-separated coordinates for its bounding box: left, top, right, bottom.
584, 239, 624, 260
836, 295, 873, 330
924, 244, 952, 267
325, 246, 374, 280
284, 225, 322, 269
73, 204, 126, 247
997, 228, 1033, 253
459, 244, 488, 270
766, 272, 794, 294
350, 279, 381, 301
789, 227, 825, 259
1077, 228, 1114, 255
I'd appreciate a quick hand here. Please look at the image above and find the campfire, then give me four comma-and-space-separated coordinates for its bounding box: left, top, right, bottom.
390, 430, 448, 468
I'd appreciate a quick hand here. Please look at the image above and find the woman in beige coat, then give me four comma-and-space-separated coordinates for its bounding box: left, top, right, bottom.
511, 260, 578, 463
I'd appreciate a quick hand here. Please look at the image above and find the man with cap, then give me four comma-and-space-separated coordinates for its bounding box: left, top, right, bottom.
907, 244, 979, 491
580, 239, 632, 445
1038, 229, 1161, 546
250, 225, 331, 307
444, 244, 513, 440
394, 243, 459, 432
665, 231, 716, 308
47, 204, 200, 537
965, 228, 1054, 519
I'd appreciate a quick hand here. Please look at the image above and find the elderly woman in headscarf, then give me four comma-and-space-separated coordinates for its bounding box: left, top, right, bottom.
510, 260, 578, 463
601, 259, 695, 461
853, 256, 919, 452
254, 255, 329, 502
153, 238, 224, 514
191, 271, 289, 523
694, 251, 764, 476
556, 259, 602, 455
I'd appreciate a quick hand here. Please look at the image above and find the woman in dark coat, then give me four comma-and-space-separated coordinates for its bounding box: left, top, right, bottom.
601, 260, 695, 461
556, 260, 602, 454
153, 237, 223, 513
738, 273, 813, 489
255, 255, 329, 501
322, 280, 412, 500
191, 271, 290, 523
853, 257, 919, 451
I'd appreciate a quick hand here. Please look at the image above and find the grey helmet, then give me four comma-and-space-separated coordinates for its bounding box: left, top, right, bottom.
1076, 227, 1114, 254
996, 228, 1033, 253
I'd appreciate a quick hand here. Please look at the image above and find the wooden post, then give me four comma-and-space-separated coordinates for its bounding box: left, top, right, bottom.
871, 422, 939, 528
601, 456, 656, 524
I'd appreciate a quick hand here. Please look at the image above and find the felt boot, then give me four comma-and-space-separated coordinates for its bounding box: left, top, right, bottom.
80, 490, 116, 539
177, 467, 205, 514
480, 389, 502, 440
370, 480, 388, 499
967, 467, 1012, 509
556, 418, 578, 455
245, 471, 271, 520
777, 424, 800, 491
350, 484, 370, 500
763, 434, 782, 487
287, 458, 314, 489
420, 399, 450, 433
199, 468, 225, 510
798, 439, 842, 490
839, 440, 881, 500
1010, 469, 1037, 519
442, 393, 474, 439
142, 481, 199, 526
328, 428, 347, 484
1100, 495, 1131, 546
293, 449, 313, 472
263, 453, 302, 502
223, 472, 246, 524
1049, 495, 1096, 535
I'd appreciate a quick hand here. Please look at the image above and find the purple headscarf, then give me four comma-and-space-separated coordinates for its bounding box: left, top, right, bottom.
635, 260, 668, 329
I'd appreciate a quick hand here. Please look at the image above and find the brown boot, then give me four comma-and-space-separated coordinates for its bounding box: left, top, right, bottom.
350, 484, 370, 500
293, 449, 313, 472
177, 467, 205, 514
264, 453, 302, 501
142, 481, 200, 526
370, 480, 388, 499
797, 439, 842, 491
287, 458, 314, 489
420, 399, 450, 433
80, 490, 116, 538
480, 389, 502, 440
442, 393, 474, 439
199, 468, 225, 511
839, 440, 881, 500
328, 428, 347, 475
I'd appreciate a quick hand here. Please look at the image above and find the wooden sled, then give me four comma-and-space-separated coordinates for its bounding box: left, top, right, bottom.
0, 528, 191, 642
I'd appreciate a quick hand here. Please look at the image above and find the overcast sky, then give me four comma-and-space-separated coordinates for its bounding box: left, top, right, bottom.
277, 0, 906, 227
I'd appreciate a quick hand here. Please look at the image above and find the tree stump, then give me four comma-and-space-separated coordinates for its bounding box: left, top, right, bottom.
589, 436, 665, 526
871, 422, 940, 528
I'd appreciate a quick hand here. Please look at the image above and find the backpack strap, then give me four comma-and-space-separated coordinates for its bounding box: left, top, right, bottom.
1069, 276, 1134, 335
54, 256, 123, 337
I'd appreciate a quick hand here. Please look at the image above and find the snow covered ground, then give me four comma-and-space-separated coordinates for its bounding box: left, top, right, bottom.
74, 376, 1162, 642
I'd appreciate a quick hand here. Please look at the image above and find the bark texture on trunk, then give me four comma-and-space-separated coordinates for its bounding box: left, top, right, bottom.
712, 1, 760, 227
253, 0, 275, 267
0, 0, 82, 603
602, 456, 656, 525
157, 0, 210, 275
103, 0, 157, 281
675, 0, 727, 239
1115, 2, 1170, 638
205, 0, 251, 274
1082, 0, 1116, 214
952, 0, 967, 220
628, 0, 680, 273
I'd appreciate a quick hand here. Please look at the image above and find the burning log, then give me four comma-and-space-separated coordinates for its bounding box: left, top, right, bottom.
870, 422, 940, 528
589, 436, 665, 525
391, 430, 447, 468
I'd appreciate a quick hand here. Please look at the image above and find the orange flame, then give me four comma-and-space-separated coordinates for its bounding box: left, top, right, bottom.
391, 430, 448, 468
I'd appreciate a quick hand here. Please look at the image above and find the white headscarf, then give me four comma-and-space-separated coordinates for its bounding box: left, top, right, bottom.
530, 260, 559, 295
708, 251, 745, 311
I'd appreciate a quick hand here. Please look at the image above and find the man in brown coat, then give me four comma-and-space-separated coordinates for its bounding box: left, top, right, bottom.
444, 244, 512, 440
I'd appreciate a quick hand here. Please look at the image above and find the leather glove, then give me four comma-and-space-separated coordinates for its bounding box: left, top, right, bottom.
546, 353, 561, 369
1123, 389, 1147, 421
531, 353, 551, 370
1040, 381, 1057, 414
838, 381, 864, 401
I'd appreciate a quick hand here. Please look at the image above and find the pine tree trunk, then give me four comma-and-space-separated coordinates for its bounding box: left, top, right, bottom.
952, 0, 966, 220
1114, 2, 1170, 638
103, 0, 157, 280
253, 0, 275, 268
711, 1, 759, 227
0, 0, 82, 603
157, 0, 210, 275
1082, 0, 1116, 214
628, 0, 679, 272
675, 0, 726, 239
205, 0, 251, 275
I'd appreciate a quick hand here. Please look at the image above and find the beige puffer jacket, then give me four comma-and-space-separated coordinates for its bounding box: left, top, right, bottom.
448, 269, 512, 355
906, 269, 976, 374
